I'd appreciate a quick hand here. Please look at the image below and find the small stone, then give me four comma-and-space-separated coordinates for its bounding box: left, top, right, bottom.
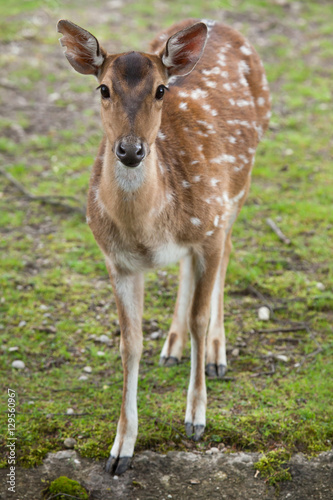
28, 401, 35, 405
316, 282, 325, 291
210, 447, 219, 454
258, 306, 270, 321
40, 304, 49, 311
189, 479, 200, 484
150, 330, 162, 340
231, 348, 240, 357
64, 437, 77, 449
78, 375, 88, 381
97, 351, 105, 356
66, 408, 75, 415
83, 366, 92, 373
18, 320, 26, 328
9, 346, 19, 352
97, 335, 111, 344
12, 360, 25, 369
275, 354, 289, 363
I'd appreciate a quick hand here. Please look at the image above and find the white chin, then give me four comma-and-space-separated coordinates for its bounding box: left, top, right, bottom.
115, 160, 145, 192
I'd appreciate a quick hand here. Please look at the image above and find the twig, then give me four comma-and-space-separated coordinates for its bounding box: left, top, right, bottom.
154, 418, 187, 439
255, 326, 307, 334
46, 493, 83, 500
250, 363, 276, 378
0, 166, 86, 216
266, 217, 291, 245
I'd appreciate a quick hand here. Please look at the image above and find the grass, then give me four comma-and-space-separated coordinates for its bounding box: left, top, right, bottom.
0, 0, 333, 481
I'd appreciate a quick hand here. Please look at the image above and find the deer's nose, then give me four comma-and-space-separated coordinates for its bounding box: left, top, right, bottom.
116, 140, 145, 168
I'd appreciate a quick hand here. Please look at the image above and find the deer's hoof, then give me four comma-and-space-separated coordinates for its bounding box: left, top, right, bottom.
185, 423, 205, 441
105, 456, 131, 475
205, 363, 227, 379
159, 356, 179, 367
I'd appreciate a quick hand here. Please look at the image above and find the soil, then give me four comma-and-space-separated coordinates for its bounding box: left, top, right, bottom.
1, 449, 332, 499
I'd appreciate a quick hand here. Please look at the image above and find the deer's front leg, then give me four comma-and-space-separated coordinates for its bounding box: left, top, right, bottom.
105, 270, 144, 476
185, 249, 221, 441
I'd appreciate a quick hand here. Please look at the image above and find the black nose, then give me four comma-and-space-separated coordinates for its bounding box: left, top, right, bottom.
115, 141, 145, 167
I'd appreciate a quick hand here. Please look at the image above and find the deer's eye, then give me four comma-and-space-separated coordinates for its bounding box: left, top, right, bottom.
155, 85, 167, 100
99, 84, 110, 99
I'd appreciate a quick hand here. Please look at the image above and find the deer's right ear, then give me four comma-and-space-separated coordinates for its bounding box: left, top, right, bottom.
57, 20, 106, 76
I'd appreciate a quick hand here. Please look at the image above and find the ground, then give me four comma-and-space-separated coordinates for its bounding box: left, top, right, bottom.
0, 0, 332, 498
1, 450, 333, 499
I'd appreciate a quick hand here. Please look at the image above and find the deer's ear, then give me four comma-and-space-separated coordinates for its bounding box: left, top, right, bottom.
57, 20, 106, 76
161, 22, 207, 77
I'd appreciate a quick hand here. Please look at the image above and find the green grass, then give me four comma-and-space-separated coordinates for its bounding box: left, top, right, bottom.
0, 0, 332, 474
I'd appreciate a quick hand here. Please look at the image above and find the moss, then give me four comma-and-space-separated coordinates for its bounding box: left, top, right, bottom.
254, 449, 292, 486
45, 476, 88, 500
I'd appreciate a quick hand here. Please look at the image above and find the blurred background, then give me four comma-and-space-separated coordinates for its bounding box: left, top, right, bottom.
0, 0, 332, 476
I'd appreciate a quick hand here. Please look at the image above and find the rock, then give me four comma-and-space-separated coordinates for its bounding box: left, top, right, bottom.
9, 346, 19, 352
232, 347, 240, 357
97, 351, 105, 356
12, 360, 25, 369
18, 320, 26, 328
64, 437, 77, 449
316, 282, 325, 291
83, 366, 92, 373
275, 354, 289, 363
66, 408, 75, 415
150, 330, 162, 340
97, 335, 111, 344
258, 306, 270, 321
78, 375, 88, 381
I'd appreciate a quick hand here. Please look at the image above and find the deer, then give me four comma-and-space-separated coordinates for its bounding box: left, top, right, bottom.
57, 17, 270, 475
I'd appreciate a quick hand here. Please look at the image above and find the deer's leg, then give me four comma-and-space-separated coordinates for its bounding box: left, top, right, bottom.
185, 248, 221, 441
160, 255, 194, 367
206, 232, 232, 379
105, 269, 144, 476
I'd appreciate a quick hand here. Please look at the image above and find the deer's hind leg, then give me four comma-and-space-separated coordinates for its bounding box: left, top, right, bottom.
160, 254, 194, 367
205, 231, 232, 379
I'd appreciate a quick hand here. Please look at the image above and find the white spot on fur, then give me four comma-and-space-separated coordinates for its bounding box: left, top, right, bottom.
240, 44, 252, 55
214, 215, 219, 227
257, 97, 265, 106
158, 130, 166, 140
210, 178, 220, 187
190, 217, 201, 226
191, 88, 208, 99
182, 180, 191, 188
229, 136, 237, 144
202, 67, 220, 76
229, 98, 235, 106
211, 154, 236, 164
179, 102, 188, 110
206, 230, 214, 236
223, 83, 232, 91
192, 175, 201, 183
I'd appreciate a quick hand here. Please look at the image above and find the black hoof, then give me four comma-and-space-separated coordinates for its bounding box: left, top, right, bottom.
205, 363, 227, 379
185, 422, 193, 438
105, 456, 131, 475
159, 356, 179, 367
185, 423, 205, 441
217, 364, 227, 378
193, 424, 205, 441
205, 363, 217, 378
105, 456, 117, 474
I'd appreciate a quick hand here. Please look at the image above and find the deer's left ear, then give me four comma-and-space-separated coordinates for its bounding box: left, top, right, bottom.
161, 22, 207, 77
57, 20, 106, 76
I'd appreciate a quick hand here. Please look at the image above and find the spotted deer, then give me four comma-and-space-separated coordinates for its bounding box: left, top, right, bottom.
57, 18, 270, 475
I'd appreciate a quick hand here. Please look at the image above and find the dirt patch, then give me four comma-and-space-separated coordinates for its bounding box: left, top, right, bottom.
1, 450, 332, 499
